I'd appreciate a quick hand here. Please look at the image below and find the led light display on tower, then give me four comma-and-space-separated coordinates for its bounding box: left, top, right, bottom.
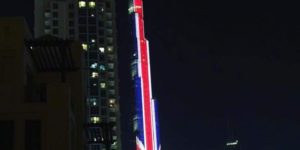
129, 0, 161, 150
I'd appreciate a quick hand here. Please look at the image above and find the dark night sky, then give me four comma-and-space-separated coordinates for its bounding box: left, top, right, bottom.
2, 1, 300, 150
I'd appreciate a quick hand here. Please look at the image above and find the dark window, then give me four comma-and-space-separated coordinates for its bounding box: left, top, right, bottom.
25, 120, 41, 150
98, 29, 104, 35
69, 21, 74, 26
98, 21, 104, 26
88, 9, 96, 15
79, 18, 87, 24
52, 3, 58, 9
98, 38, 104, 43
89, 52, 98, 60
69, 4, 74, 9
88, 26, 96, 33
89, 43, 97, 50
79, 34, 87, 41
69, 12, 74, 18
88, 18, 96, 24
52, 12, 58, 17
79, 26, 87, 33
101, 108, 107, 115
101, 99, 107, 107
53, 28, 59, 34
99, 54, 105, 62
90, 107, 99, 115
0, 121, 14, 150
100, 90, 106, 97
105, 2, 111, 9
39, 83, 47, 102
25, 69, 34, 101
53, 20, 58, 26
45, 25, 51, 30
109, 111, 116, 116
91, 144, 101, 150
89, 34, 97, 40
79, 9, 87, 16
69, 29, 75, 35
90, 87, 98, 95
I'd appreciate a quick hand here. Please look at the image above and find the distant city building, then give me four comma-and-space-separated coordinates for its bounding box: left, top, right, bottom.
34, 0, 121, 149
0, 17, 85, 150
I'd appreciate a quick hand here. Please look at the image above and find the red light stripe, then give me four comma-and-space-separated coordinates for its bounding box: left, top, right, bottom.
138, 18, 154, 150
134, 0, 155, 149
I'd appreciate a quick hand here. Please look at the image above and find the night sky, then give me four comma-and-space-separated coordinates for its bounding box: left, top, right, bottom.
2, 1, 300, 150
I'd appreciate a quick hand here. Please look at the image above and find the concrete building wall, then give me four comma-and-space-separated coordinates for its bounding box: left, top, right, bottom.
0, 17, 85, 150
34, 0, 78, 39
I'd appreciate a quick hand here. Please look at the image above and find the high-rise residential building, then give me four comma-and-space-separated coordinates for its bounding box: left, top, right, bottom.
0, 17, 85, 150
34, 1, 121, 150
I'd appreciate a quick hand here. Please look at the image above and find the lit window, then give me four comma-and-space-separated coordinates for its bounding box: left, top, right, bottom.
112, 135, 117, 140
91, 39, 96, 43
109, 81, 115, 87
109, 104, 114, 108
79, 1, 86, 8
107, 46, 113, 52
108, 90, 115, 95
89, 98, 97, 106
91, 72, 99, 78
44, 20, 50, 26
109, 117, 116, 122
90, 62, 98, 69
99, 47, 105, 53
44, 29, 51, 34
90, 14, 95, 17
82, 43, 88, 51
99, 65, 105, 71
93, 83, 97, 86
90, 117, 100, 124
109, 99, 115, 108
100, 83, 106, 88
108, 63, 114, 69
44, 12, 51, 18
89, 1, 96, 8
109, 99, 115, 104
106, 13, 112, 19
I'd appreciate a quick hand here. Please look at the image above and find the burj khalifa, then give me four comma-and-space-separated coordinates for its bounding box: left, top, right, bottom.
129, 0, 161, 150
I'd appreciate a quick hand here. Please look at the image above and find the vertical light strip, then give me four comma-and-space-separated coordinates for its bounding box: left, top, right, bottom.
135, 14, 142, 77
140, 32, 154, 150
151, 99, 157, 150
146, 40, 153, 99
147, 40, 157, 150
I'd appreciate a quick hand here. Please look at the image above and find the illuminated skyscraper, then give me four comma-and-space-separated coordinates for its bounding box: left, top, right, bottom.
34, 0, 121, 149
129, 0, 161, 150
